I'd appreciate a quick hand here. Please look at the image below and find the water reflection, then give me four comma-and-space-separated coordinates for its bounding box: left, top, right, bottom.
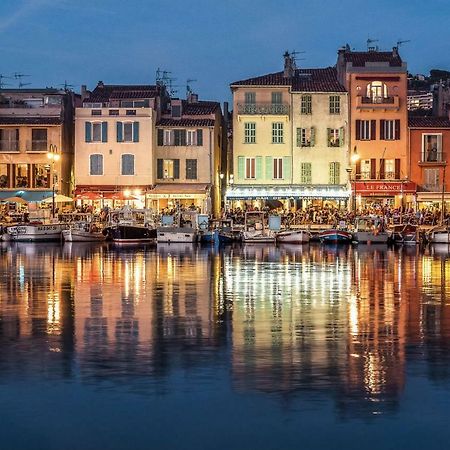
0, 242, 449, 420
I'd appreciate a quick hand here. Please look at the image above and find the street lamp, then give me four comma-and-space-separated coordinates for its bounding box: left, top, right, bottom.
349, 146, 360, 214
47, 144, 60, 218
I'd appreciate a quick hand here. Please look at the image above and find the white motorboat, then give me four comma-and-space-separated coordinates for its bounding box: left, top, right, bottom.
156, 212, 199, 244
62, 225, 106, 242
352, 217, 390, 244
427, 225, 450, 244
241, 211, 276, 244
276, 229, 310, 244
2, 222, 68, 242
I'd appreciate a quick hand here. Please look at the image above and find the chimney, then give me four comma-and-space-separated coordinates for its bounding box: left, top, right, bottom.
81, 85, 88, 101
283, 51, 295, 78
97, 80, 105, 89
187, 92, 199, 103
392, 46, 399, 58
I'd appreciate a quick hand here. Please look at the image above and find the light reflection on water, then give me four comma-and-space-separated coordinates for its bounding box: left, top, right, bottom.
1, 242, 450, 449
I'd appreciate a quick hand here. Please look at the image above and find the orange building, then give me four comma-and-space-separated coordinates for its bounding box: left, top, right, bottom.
337, 45, 414, 208
408, 116, 450, 208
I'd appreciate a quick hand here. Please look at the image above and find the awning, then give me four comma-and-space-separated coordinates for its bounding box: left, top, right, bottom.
353, 181, 416, 196
75, 192, 104, 200
225, 185, 350, 200
147, 184, 210, 199
417, 192, 450, 202
0, 190, 53, 202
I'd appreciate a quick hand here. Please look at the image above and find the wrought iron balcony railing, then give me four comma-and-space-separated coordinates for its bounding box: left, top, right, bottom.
237, 103, 289, 115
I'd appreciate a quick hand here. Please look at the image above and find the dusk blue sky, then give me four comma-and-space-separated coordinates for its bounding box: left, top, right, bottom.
1, 0, 449, 103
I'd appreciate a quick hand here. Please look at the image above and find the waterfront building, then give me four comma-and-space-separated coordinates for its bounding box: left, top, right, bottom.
337, 46, 415, 209
0, 88, 76, 202
227, 52, 350, 210
407, 90, 433, 111
408, 116, 450, 209
74, 82, 167, 207
151, 93, 224, 216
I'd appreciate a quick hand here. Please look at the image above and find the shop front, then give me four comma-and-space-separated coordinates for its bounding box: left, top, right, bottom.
416, 191, 450, 210
147, 183, 211, 214
225, 185, 350, 210
352, 181, 417, 209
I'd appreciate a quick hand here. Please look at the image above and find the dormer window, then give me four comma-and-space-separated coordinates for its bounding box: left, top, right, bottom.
172, 105, 181, 118
367, 81, 388, 103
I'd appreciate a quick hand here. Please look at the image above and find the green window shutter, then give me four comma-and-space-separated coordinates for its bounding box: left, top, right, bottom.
326, 128, 331, 147
296, 128, 301, 147
237, 156, 245, 180
157, 159, 163, 179
283, 156, 291, 180
173, 159, 180, 179
197, 129, 203, 146
329, 163, 333, 184
116, 122, 123, 142
339, 127, 344, 147
255, 156, 263, 179
310, 127, 315, 146
85, 122, 92, 142
133, 122, 139, 142
101, 122, 108, 142
335, 162, 340, 184
157, 129, 164, 146
307, 163, 312, 183
265, 156, 273, 179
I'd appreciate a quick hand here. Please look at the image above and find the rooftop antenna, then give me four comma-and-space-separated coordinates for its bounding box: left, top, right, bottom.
367, 38, 379, 51
14, 72, 31, 88
155, 68, 179, 96
186, 78, 197, 97
58, 80, 74, 91
0, 74, 12, 89
397, 39, 411, 47
18, 81, 31, 88
290, 50, 305, 67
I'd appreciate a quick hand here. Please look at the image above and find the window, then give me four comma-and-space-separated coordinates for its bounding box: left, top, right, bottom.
384, 159, 395, 179
328, 128, 341, 147
424, 168, 440, 190
109, 110, 119, 116
244, 92, 256, 104
245, 157, 256, 179
117, 122, 139, 142
300, 163, 312, 184
244, 122, 256, 143
273, 157, 283, 179
187, 130, 196, 146
15, 163, 29, 187
157, 159, 179, 179
272, 92, 282, 104
301, 94, 312, 114
120, 100, 149, 108
0, 129, 19, 151
423, 134, 442, 162
329, 162, 340, 184
380, 119, 400, 140
91, 110, 102, 116
356, 120, 374, 140
186, 159, 197, 179
121, 154, 135, 175
163, 130, 172, 146
0, 164, 8, 188
171, 105, 181, 118
197, 129, 203, 146
33, 164, 50, 188
126, 110, 136, 116
329, 95, 340, 114
272, 122, 283, 144
361, 159, 371, 180
296, 127, 315, 147
174, 129, 186, 146
89, 154, 103, 175
85, 122, 107, 143
367, 81, 388, 103
31, 129, 47, 151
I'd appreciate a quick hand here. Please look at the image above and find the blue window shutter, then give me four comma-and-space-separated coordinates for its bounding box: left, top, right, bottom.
265, 156, 273, 179
283, 156, 291, 180
101, 122, 108, 142
133, 122, 139, 142
116, 122, 123, 142
174, 159, 180, 179
237, 156, 245, 179
256, 156, 263, 179
157, 159, 163, 179
85, 122, 92, 142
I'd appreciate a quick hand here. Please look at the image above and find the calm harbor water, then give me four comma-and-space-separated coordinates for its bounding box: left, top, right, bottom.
0, 242, 450, 450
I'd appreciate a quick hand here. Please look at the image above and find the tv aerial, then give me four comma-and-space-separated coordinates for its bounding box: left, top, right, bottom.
367, 38, 379, 51
59, 80, 75, 91
397, 39, 411, 47
186, 78, 197, 96
0, 74, 12, 89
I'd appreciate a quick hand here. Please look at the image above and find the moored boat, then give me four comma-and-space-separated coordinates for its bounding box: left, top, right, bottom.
427, 225, 450, 244
319, 229, 353, 243
276, 229, 310, 244
2, 222, 68, 242
62, 225, 107, 242
390, 223, 418, 244
352, 217, 390, 244
241, 211, 276, 244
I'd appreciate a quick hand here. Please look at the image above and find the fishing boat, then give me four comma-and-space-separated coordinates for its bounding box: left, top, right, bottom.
352, 217, 390, 244
62, 223, 107, 242
156, 212, 199, 244
200, 219, 235, 244
427, 225, 450, 244
390, 223, 418, 244
2, 222, 68, 242
276, 229, 310, 244
318, 228, 353, 243
241, 211, 276, 244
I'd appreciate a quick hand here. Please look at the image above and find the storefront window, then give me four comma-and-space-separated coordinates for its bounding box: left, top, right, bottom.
0, 164, 8, 188
34, 164, 50, 188
15, 164, 29, 188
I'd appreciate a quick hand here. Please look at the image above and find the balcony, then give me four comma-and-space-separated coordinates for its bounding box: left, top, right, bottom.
356, 95, 400, 110
419, 151, 447, 165
0, 140, 19, 152
237, 103, 289, 115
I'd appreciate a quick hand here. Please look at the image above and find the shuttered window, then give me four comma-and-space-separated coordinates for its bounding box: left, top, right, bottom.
300, 163, 312, 184
273, 157, 283, 179
186, 159, 197, 179
329, 162, 340, 184
121, 154, 135, 175
89, 154, 103, 175
245, 157, 256, 179
297, 127, 315, 147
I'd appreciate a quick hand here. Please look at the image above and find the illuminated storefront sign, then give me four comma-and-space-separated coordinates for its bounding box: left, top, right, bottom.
353, 181, 416, 196
225, 186, 350, 200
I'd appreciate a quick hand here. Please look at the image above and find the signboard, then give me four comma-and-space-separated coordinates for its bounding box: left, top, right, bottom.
146, 193, 206, 199
353, 181, 416, 196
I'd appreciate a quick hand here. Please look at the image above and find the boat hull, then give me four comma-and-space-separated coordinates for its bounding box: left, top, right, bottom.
242, 230, 276, 244
157, 227, 197, 243
428, 232, 450, 244
277, 230, 310, 244
62, 229, 106, 242
108, 225, 156, 244
2, 224, 67, 242
319, 230, 352, 243
353, 231, 390, 244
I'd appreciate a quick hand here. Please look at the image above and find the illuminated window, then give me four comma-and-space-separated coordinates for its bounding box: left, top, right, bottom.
367, 81, 388, 103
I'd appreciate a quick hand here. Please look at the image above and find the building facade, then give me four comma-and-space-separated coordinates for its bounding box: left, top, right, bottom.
74, 82, 166, 206
0, 88, 76, 203
152, 94, 223, 217
409, 116, 450, 209
228, 53, 350, 210
337, 46, 414, 209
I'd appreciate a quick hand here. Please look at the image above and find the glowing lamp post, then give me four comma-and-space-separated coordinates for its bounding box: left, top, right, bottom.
47, 144, 60, 218
350, 146, 360, 214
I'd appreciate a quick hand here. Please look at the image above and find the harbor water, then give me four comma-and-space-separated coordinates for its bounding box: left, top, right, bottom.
0, 242, 450, 449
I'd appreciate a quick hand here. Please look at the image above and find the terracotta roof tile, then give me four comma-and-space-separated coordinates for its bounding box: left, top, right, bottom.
157, 118, 215, 127
230, 67, 346, 92
181, 100, 220, 115
0, 116, 62, 125
86, 84, 159, 103
343, 51, 403, 67
408, 116, 450, 128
